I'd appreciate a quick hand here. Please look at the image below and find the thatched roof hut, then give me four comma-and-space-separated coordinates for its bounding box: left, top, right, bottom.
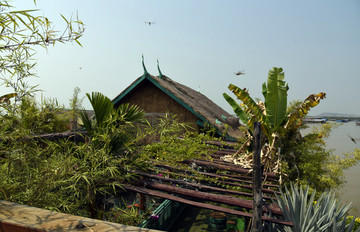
112, 59, 241, 140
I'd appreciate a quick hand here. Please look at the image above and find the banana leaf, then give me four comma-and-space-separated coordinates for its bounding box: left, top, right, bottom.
223, 93, 249, 126
228, 84, 266, 124
263, 67, 289, 130
286, 92, 326, 130
227, 84, 271, 137
0, 93, 17, 104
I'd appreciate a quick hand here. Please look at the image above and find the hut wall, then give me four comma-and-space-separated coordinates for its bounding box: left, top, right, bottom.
115, 79, 199, 128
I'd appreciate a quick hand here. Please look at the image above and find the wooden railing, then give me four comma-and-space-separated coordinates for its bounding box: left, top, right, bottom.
0, 200, 161, 232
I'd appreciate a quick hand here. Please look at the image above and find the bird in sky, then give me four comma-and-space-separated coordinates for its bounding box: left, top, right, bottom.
351, 137, 356, 144
145, 21, 155, 26
347, 134, 357, 144
234, 70, 245, 76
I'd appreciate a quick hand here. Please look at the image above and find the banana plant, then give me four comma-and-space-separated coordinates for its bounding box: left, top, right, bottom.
223, 67, 326, 173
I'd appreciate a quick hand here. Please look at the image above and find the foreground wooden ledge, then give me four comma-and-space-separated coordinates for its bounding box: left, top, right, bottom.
0, 200, 161, 232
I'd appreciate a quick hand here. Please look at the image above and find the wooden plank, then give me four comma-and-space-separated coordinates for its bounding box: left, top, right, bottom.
150, 167, 280, 195
122, 185, 293, 227
142, 181, 282, 216
215, 179, 280, 195
196, 171, 278, 188
186, 159, 277, 179
136, 171, 275, 201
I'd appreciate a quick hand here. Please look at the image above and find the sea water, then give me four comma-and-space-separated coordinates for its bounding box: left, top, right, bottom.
302, 121, 360, 216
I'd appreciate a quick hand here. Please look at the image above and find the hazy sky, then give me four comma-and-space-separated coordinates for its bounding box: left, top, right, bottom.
9, 0, 360, 116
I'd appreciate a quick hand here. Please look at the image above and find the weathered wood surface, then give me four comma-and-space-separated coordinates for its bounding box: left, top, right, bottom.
136, 171, 276, 201
122, 185, 293, 227
214, 179, 280, 195
0, 200, 160, 232
184, 159, 277, 179
140, 181, 282, 216
194, 170, 279, 188
252, 122, 263, 231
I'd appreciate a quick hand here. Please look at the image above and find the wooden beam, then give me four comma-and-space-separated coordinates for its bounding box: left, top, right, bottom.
215, 179, 280, 195
141, 181, 282, 216
122, 185, 293, 227
185, 159, 277, 179
196, 171, 278, 188
149, 167, 280, 195
136, 171, 275, 201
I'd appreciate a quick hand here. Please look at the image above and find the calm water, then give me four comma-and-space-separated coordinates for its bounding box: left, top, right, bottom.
302, 121, 360, 216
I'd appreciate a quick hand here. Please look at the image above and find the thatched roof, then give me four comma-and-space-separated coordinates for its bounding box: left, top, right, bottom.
112, 61, 242, 140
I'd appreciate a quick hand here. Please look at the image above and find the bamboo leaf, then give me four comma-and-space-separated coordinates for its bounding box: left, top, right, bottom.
60, 14, 69, 24
75, 39, 82, 47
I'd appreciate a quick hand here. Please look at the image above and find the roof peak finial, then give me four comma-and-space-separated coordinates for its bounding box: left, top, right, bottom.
157, 59, 163, 79
142, 54, 148, 75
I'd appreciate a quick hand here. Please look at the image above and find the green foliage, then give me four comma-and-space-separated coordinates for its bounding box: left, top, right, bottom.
0, 91, 148, 219
0, 0, 84, 100
0, 138, 82, 214
222, 68, 359, 192
0, 92, 222, 221
285, 92, 326, 130
0, 96, 69, 135
72, 92, 147, 217
0, 0, 86, 216
262, 67, 288, 130
68, 87, 84, 131
346, 216, 360, 231
0, 93, 17, 105
138, 114, 217, 165
0, 97, 77, 213
140, 131, 212, 163
281, 122, 360, 193
107, 205, 150, 226
64, 136, 143, 218
275, 183, 359, 232
79, 92, 145, 154
224, 67, 325, 141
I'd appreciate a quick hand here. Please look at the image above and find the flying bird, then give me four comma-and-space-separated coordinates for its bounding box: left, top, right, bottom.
234, 70, 245, 76
145, 21, 155, 26
347, 134, 357, 144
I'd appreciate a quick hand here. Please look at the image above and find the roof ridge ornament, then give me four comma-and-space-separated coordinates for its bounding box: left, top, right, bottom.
142, 54, 148, 75
157, 59, 163, 79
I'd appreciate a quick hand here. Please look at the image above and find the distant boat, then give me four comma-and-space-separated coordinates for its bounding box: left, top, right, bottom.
303, 118, 327, 124
356, 121, 360, 126
336, 119, 350, 123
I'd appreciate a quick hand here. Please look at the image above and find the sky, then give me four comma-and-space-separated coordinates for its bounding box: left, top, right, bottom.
7, 0, 360, 116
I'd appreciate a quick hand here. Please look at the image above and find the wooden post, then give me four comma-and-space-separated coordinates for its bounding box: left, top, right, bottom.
139, 193, 146, 211
252, 122, 263, 231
